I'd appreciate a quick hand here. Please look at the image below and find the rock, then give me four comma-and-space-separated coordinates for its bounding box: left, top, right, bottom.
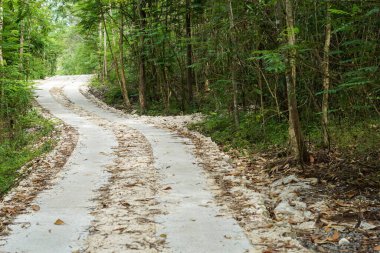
307, 178, 318, 185
274, 201, 305, 223
338, 238, 350, 246
297, 221, 315, 230
272, 175, 299, 187
291, 201, 307, 210
360, 221, 377, 230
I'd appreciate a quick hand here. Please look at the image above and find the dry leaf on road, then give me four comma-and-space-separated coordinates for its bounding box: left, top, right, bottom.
54, 219, 65, 225
31, 205, 40, 211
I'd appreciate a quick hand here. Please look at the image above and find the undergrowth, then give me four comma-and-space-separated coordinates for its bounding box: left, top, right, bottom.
191, 111, 380, 158
0, 109, 55, 195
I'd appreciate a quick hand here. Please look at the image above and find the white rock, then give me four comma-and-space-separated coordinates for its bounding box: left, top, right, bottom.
291, 201, 307, 210
338, 238, 350, 246
360, 221, 377, 230
307, 178, 318, 184
297, 221, 315, 230
272, 175, 299, 187
274, 201, 305, 223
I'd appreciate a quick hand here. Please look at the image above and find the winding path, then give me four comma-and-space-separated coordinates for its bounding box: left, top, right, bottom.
1, 76, 252, 253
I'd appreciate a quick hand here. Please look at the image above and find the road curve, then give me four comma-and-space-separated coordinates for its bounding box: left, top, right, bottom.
1, 75, 253, 253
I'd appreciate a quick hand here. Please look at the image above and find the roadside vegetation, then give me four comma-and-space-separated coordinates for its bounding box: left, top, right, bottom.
66, 0, 379, 174
0, 0, 64, 196
0, 109, 55, 195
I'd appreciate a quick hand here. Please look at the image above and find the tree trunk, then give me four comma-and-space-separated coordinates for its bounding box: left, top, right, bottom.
138, 0, 147, 113
186, 0, 194, 105
98, 19, 104, 82
322, 3, 332, 148
19, 20, 24, 75
102, 14, 130, 107
228, 0, 239, 127
103, 24, 108, 80
0, 0, 4, 67
284, 0, 308, 163
119, 6, 131, 108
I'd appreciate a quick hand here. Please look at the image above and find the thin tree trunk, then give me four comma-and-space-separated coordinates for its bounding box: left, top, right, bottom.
138, 0, 147, 113
98, 19, 104, 82
284, 0, 307, 163
186, 0, 194, 105
0, 0, 4, 67
103, 25, 108, 80
257, 67, 265, 124
102, 14, 130, 107
19, 20, 24, 75
322, 3, 332, 148
0, 0, 3, 143
228, 0, 239, 127
119, 6, 131, 108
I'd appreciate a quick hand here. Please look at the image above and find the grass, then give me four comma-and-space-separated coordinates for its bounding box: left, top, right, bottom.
0, 109, 55, 195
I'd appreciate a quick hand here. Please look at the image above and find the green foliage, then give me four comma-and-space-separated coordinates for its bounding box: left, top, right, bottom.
0, 109, 55, 195
72, 0, 379, 162
0, 0, 65, 194
57, 27, 98, 75
190, 112, 288, 151
250, 50, 286, 73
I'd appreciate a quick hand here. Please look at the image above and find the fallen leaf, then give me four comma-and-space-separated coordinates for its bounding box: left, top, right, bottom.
31, 205, 40, 211
374, 245, 380, 251
54, 219, 65, 225
314, 239, 328, 244
326, 230, 340, 242
309, 155, 315, 164
159, 234, 167, 238
121, 202, 131, 207
163, 186, 172, 190
335, 201, 351, 207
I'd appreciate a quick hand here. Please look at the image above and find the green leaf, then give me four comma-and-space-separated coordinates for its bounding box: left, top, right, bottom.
328, 8, 351, 16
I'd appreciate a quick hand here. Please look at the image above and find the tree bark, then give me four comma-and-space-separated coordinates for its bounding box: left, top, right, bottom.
186, 0, 194, 105
19, 20, 24, 74
102, 13, 130, 107
138, 0, 147, 113
322, 3, 332, 148
98, 19, 104, 82
0, 0, 4, 67
103, 23, 108, 80
119, 6, 131, 108
284, 0, 308, 163
228, 0, 239, 128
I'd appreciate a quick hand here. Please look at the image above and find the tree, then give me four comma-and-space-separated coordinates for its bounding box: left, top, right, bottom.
185, 0, 194, 104
228, 0, 239, 127
138, 0, 147, 113
284, 0, 307, 163
321, 2, 332, 148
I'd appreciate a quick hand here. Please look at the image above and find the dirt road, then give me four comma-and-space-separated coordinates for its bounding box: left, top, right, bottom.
0, 76, 253, 253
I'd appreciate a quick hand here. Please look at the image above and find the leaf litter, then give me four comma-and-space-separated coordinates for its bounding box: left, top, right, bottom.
0, 105, 78, 238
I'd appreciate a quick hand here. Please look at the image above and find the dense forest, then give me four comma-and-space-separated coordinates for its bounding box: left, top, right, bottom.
0, 0, 379, 190
0, 0, 64, 192
67, 0, 379, 163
